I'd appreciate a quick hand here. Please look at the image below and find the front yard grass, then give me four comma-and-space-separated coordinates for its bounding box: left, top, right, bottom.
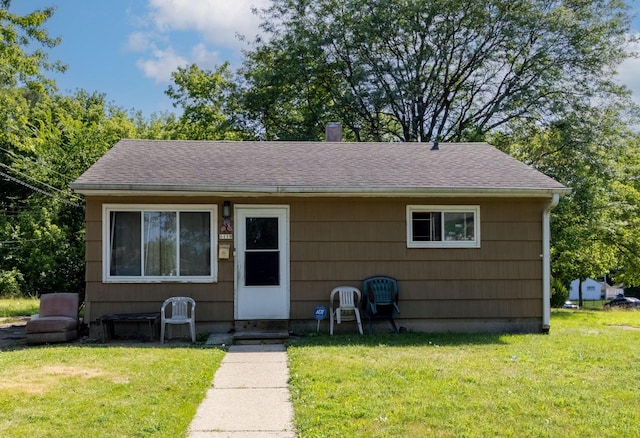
0, 297, 39, 320
0, 346, 224, 437
288, 309, 640, 437
1, 307, 638, 437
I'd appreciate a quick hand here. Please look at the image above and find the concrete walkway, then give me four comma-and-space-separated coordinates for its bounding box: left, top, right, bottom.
188, 344, 296, 437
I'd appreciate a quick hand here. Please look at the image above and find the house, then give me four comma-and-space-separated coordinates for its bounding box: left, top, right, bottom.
569, 278, 624, 301
602, 282, 624, 300
569, 278, 603, 301
71, 132, 569, 336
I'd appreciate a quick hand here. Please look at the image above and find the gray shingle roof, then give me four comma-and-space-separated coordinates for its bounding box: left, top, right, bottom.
71, 139, 568, 196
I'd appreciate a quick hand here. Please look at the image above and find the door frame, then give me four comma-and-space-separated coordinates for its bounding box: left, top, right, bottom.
234, 204, 290, 320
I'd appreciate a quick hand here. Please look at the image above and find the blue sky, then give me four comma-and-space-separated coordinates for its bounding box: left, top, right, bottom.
10, 1, 640, 117
11, 0, 269, 115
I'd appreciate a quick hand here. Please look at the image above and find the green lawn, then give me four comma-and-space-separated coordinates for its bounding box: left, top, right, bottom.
1, 306, 638, 437
1, 299, 226, 437
288, 309, 640, 437
0, 297, 40, 319
0, 346, 224, 437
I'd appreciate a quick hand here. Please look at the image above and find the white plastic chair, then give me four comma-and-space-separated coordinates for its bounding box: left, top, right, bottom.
329, 286, 363, 335
161, 297, 196, 343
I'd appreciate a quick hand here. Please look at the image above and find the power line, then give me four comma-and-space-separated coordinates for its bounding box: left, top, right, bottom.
0, 161, 81, 201
0, 145, 76, 184
0, 162, 84, 206
0, 170, 81, 207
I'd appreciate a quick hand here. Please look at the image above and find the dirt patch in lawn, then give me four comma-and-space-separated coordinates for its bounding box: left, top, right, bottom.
0, 316, 193, 350
609, 325, 640, 331
0, 364, 129, 395
0, 316, 29, 350
39, 365, 129, 383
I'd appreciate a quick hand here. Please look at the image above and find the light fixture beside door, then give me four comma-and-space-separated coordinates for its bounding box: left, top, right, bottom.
220, 200, 233, 234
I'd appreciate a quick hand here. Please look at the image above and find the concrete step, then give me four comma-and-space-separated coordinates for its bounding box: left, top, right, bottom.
235, 320, 289, 332
233, 330, 289, 345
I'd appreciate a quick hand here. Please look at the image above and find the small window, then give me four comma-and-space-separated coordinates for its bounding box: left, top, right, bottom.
407, 205, 480, 248
103, 205, 217, 282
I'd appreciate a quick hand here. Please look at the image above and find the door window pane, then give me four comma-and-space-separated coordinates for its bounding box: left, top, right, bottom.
180, 212, 211, 276
246, 217, 278, 249
244, 216, 280, 286
110, 211, 141, 276
144, 211, 177, 276
245, 252, 280, 286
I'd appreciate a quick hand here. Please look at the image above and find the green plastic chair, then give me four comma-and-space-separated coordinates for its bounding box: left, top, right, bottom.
362, 276, 400, 333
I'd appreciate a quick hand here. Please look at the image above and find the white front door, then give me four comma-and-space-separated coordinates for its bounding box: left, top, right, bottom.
235, 205, 290, 320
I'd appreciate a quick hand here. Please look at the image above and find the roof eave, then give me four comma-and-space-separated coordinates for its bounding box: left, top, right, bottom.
71, 183, 570, 198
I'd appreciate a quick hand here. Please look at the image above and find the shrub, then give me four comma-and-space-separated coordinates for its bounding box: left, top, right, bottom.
0, 268, 25, 298
550, 278, 569, 307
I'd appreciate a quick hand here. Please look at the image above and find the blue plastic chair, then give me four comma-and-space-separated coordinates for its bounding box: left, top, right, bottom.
362, 276, 400, 333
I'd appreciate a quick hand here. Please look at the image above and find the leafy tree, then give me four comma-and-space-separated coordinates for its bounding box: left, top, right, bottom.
132, 110, 181, 140
1, 90, 138, 297
0, 1, 63, 88
241, 39, 345, 140
493, 102, 640, 302
0, 4, 163, 298
1, 1, 65, 207
604, 132, 640, 286
165, 63, 252, 140
246, 0, 635, 142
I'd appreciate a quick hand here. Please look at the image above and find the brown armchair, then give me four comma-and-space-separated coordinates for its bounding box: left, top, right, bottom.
26, 293, 79, 344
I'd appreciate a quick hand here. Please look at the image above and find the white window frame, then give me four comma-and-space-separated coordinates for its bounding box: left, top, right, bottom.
406, 205, 480, 248
103, 204, 218, 283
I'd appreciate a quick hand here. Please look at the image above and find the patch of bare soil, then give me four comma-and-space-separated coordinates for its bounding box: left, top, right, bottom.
609, 325, 640, 331
0, 364, 129, 395
0, 316, 29, 350
0, 317, 187, 349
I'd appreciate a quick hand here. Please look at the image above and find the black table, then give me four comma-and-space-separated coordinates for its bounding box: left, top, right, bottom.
100, 312, 160, 341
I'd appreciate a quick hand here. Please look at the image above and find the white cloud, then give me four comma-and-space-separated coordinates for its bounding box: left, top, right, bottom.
136, 46, 189, 83
147, 0, 269, 48
617, 37, 640, 105
130, 0, 268, 83
190, 43, 222, 69
126, 32, 156, 52
618, 59, 640, 104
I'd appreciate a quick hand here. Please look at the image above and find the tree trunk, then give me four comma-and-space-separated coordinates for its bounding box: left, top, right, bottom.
578, 278, 584, 308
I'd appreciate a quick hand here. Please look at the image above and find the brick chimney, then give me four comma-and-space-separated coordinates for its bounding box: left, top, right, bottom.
325, 122, 342, 142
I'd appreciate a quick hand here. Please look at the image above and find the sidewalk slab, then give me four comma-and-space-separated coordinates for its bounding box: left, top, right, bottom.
188, 344, 296, 437
189, 388, 293, 431
213, 362, 289, 388
221, 351, 288, 363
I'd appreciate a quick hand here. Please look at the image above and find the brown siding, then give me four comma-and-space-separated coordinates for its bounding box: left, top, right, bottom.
82, 195, 547, 332
83, 196, 235, 327
287, 197, 546, 327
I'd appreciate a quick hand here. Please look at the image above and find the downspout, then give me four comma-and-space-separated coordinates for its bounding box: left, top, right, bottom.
542, 193, 560, 332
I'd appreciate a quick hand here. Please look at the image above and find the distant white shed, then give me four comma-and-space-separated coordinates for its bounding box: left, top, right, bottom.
569, 278, 603, 301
